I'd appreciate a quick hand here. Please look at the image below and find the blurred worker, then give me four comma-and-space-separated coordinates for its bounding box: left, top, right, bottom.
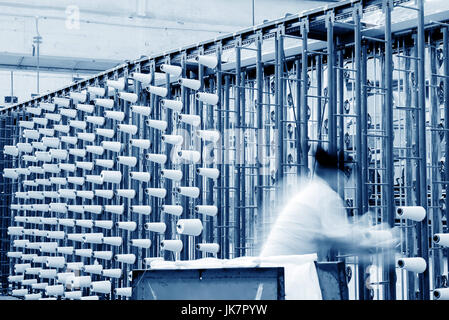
260, 146, 398, 260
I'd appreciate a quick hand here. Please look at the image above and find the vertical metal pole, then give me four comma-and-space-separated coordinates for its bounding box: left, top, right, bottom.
240, 68, 246, 256
235, 39, 242, 257
316, 55, 322, 148
443, 27, 449, 285
164, 59, 173, 261
224, 75, 231, 259
301, 20, 309, 175
256, 33, 264, 249
337, 37, 345, 200
326, 12, 337, 157
383, 0, 397, 300
216, 44, 223, 258
354, 4, 368, 300
276, 28, 285, 183
417, 0, 430, 300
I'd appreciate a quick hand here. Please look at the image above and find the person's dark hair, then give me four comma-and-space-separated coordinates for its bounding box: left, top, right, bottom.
314, 146, 345, 174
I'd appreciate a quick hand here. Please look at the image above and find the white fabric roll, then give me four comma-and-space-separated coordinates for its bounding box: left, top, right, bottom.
80, 296, 99, 300
22, 155, 38, 162
8, 275, 24, 283
146, 119, 167, 131
21, 253, 38, 261
69, 148, 87, 157
118, 156, 137, 167
60, 136, 78, 145
95, 189, 114, 199
114, 287, 132, 297
35, 151, 52, 162
50, 203, 68, 214
59, 108, 77, 119
39, 269, 57, 279
46, 231, 66, 240
82, 264, 103, 275
130, 171, 151, 182
178, 78, 201, 90
160, 99, 183, 112
28, 190, 45, 198
107, 79, 125, 90
93, 251, 113, 260
33, 203, 50, 212
14, 263, 32, 273
12, 289, 29, 297
101, 268, 122, 278
37, 128, 55, 137
396, 206, 426, 222
178, 114, 201, 127
90, 280, 111, 294
119, 92, 138, 103
101, 141, 123, 152
83, 233, 104, 244
46, 256, 66, 268
116, 221, 137, 232
176, 186, 200, 198
59, 163, 76, 172
32, 141, 47, 151
64, 290, 82, 300
7, 251, 23, 258
104, 205, 124, 215
15, 167, 31, 175
145, 153, 167, 164
50, 148, 68, 160
76, 190, 94, 199
24, 267, 42, 275
130, 238, 151, 248
15, 191, 29, 199
161, 240, 183, 252
131, 105, 151, 116
177, 219, 203, 236
161, 134, 183, 145
32, 117, 47, 126
131, 205, 152, 215
95, 128, 115, 138
53, 97, 70, 107
46, 284, 64, 296
69, 120, 87, 130
196, 55, 218, 69
94, 220, 114, 230
196, 168, 220, 179
178, 150, 201, 163
131, 72, 152, 84
40, 102, 56, 112
397, 257, 427, 273
67, 205, 85, 214
102, 236, 122, 246
56, 246, 74, 255
42, 137, 60, 149
29, 165, 45, 174
115, 189, 136, 199
17, 142, 34, 153
148, 85, 168, 97
5, 146, 20, 157
70, 276, 91, 288
95, 159, 115, 168
76, 103, 95, 114
31, 283, 48, 290
21, 279, 38, 286
101, 170, 122, 183
19, 120, 35, 129
44, 112, 62, 121
130, 139, 151, 149
83, 205, 103, 215
195, 205, 218, 217
196, 92, 219, 105
197, 130, 220, 142
433, 233, 449, 247
95, 98, 115, 109
145, 188, 167, 198
162, 205, 183, 217
160, 64, 182, 77
32, 255, 49, 263
87, 86, 105, 97
3, 168, 18, 179
118, 124, 138, 135
115, 254, 136, 264
50, 177, 67, 185
67, 176, 85, 185
75, 248, 93, 257
57, 189, 76, 199
77, 132, 96, 142
54, 124, 70, 133
85, 116, 105, 126
85, 145, 105, 155
7, 226, 24, 236
40, 217, 59, 225
70, 91, 87, 103
75, 219, 94, 228
104, 110, 125, 121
